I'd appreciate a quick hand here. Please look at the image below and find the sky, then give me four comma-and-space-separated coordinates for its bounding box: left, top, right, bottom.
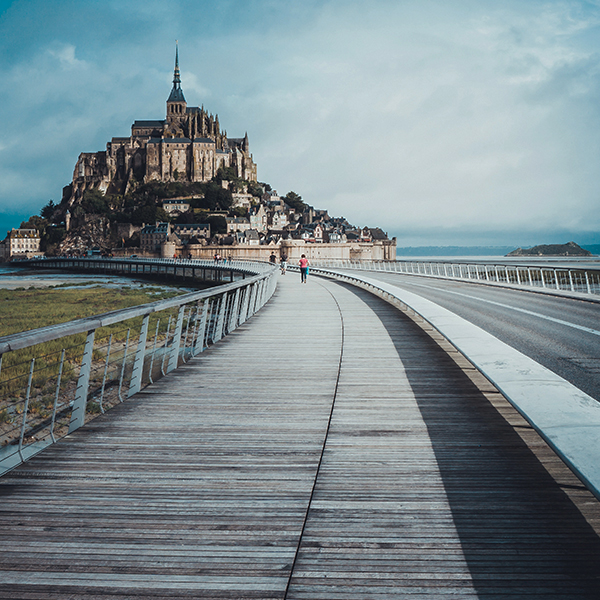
1, 0, 599, 248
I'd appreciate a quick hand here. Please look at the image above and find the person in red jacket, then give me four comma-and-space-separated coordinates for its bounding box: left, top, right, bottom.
298, 254, 309, 283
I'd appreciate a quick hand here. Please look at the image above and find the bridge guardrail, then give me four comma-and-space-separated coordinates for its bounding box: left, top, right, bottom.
307, 259, 600, 297
22, 256, 274, 281
0, 261, 278, 475
311, 266, 600, 501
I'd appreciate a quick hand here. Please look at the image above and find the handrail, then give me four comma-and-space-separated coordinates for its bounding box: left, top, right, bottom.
0, 262, 279, 475
310, 265, 600, 501
0, 273, 266, 354
306, 258, 600, 298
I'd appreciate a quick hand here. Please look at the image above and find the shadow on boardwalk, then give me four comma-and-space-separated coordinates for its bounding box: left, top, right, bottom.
344, 284, 600, 599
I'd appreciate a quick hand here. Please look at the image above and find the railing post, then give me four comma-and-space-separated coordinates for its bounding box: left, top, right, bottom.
554, 270, 560, 290
214, 293, 228, 343
253, 281, 262, 312
239, 285, 251, 324
193, 300, 209, 355
181, 306, 193, 362
99, 334, 113, 412
568, 270, 574, 292
69, 329, 95, 433
50, 349, 65, 442
118, 329, 131, 402
585, 271, 591, 294
541, 269, 546, 288
247, 283, 258, 317
255, 280, 264, 312
18, 358, 35, 461
229, 288, 241, 332
167, 305, 186, 373
128, 314, 150, 397
148, 319, 160, 383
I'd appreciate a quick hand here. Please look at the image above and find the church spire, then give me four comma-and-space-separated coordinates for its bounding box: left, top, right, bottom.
167, 41, 186, 104
173, 41, 181, 87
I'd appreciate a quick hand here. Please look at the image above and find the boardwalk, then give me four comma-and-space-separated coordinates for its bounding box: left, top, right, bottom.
1, 274, 600, 598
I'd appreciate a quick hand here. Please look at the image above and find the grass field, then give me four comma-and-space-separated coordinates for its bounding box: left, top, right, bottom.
0, 284, 187, 413
0, 284, 183, 338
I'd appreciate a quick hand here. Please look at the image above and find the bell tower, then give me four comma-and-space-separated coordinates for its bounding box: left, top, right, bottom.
166, 42, 187, 126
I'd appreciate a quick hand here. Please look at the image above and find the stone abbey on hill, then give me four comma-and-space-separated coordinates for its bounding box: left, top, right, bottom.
64, 46, 257, 207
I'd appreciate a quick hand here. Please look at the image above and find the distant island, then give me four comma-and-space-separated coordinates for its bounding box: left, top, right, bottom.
506, 241, 593, 257
0, 45, 395, 263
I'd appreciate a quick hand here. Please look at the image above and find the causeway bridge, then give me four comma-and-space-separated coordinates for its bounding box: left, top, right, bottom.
1, 258, 600, 598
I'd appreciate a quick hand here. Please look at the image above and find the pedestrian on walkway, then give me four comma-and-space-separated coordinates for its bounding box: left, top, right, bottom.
280, 254, 287, 275
269, 252, 277, 264
298, 254, 309, 283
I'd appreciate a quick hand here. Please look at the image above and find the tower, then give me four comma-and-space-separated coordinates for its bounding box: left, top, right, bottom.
166, 42, 187, 126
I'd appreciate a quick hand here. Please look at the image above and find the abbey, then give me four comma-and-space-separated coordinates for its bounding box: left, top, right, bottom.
65, 47, 257, 206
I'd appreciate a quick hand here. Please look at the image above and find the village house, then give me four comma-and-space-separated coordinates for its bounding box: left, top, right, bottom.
0, 228, 41, 261
243, 229, 261, 246
172, 223, 210, 240
269, 210, 288, 229
249, 205, 268, 233
328, 229, 346, 243
140, 222, 172, 252
313, 223, 325, 243
231, 192, 254, 209
162, 199, 191, 216
226, 217, 251, 234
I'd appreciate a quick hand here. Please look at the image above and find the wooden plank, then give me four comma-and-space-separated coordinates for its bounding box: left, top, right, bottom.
285, 282, 600, 599
0, 275, 599, 599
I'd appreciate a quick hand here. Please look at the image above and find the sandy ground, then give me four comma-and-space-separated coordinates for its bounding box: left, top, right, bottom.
0, 276, 84, 290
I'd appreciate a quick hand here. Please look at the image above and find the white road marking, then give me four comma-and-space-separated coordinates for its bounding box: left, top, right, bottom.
399, 281, 600, 338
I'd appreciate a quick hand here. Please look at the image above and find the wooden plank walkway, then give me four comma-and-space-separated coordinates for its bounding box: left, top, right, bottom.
0, 274, 599, 598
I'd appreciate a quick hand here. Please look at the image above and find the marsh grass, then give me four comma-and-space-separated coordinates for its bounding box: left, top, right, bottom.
0, 285, 182, 338
0, 285, 185, 444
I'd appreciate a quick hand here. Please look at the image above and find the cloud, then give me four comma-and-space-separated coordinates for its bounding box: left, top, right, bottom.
1, 0, 599, 246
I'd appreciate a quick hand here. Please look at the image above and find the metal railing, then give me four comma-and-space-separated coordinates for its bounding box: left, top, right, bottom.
0, 263, 278, 475
307, 259, 600, 297
23, 256, 275, 282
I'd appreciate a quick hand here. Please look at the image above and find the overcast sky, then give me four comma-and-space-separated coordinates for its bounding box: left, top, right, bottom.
1, 0, 599, 247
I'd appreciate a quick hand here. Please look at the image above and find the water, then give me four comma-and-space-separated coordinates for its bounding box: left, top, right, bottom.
0, 264, 195, 292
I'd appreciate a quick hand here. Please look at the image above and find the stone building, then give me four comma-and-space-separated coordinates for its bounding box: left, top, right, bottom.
0, 228, 41, 261
172, 223, 210, 240
226, 217, 251, 234
162, 199, 191, 216
65, 45, 257, 207
140, 222, 171, 252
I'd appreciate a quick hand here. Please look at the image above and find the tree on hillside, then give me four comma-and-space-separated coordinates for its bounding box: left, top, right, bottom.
247, 181, 263, 197
230, 206, 249, 218
283, 191, 307, 212
40, 200, 56, 220
21, 215, 47, 231
205, 215, 227, 234
173, 210, 197, 224
202, 183, 233, 211
215, 165, 237, 182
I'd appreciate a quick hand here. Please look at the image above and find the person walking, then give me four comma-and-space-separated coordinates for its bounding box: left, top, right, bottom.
298, 254, 309, 283
269, 252, 277, 265
280, 253, 287, 275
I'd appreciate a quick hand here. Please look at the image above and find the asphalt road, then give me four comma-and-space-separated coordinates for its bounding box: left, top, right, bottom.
351, 271, 600, 403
